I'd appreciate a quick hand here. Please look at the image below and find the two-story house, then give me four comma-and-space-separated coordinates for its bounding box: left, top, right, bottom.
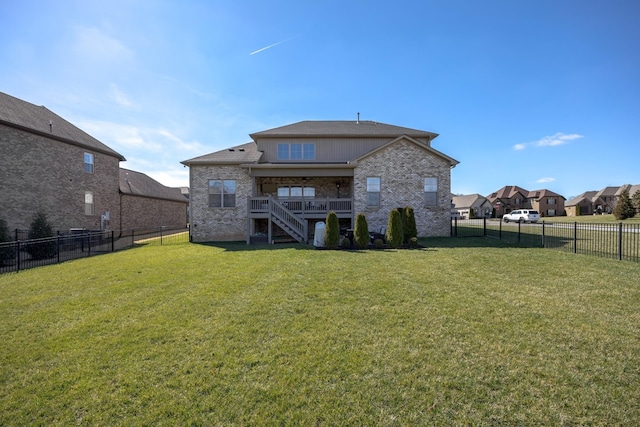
182, 120, 459, 243
486, 186, 531, 217
451, 194, 492, 219
528, 189, 566, 217
0, 91, 187, 234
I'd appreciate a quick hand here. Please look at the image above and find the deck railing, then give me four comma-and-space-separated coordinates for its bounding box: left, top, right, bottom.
249, 197, 352, 216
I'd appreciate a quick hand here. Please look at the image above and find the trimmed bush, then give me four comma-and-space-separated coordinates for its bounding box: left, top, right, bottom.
341, 237, 351, 249
385, 209, 403, 248
409, 237, 419, 248
404, 206, 417, 243
0, 219, 15, 265
324, 211, 340, 249
374, 238, 384, 249
354, 213, 369, 249
26, 212, 56, 260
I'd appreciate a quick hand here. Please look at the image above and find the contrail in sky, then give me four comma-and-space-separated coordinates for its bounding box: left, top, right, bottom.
250, 35, 299, 55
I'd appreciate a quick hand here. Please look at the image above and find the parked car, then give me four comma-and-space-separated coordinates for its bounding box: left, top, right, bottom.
503, 209, 540, 223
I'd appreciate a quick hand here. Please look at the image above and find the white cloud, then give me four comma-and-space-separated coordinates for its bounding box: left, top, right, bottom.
109, 84, 134, 107
536, 132, 583, 147
76, 120, 162, 151
513, 132, 583, 150
536, 177, 556, 183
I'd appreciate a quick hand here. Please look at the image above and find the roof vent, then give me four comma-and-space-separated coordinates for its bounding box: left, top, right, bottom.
228, 148, 235, 151
239, 148, 245, 152
357, 112, 360, 124
49, 120, 52, 133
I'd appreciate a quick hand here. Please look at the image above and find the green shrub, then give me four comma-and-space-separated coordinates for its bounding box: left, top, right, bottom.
385, 209, 403, 248
409, 237, 418, 248
324, 211, 340, 249
374, 238, 384, 249
404, 206, 417, 243
341, 237, 351, 249
26, 212, 56, 260
354, 213, 369, 249
0, 219, 15, 265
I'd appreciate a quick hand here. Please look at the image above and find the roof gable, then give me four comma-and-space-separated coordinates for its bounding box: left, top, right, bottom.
353, 135, 459, 167
0, 91, 125, 160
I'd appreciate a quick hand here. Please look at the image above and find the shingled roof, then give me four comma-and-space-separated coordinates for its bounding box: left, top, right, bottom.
0, 91, 125, 160
249, 120, 438, 140
182, 142, 262, 166
119, 168, 188, 203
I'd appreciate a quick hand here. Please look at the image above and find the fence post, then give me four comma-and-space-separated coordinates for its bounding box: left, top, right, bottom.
541, 221, 545, 248
16, 240, 21, 272
618, 222, 623, 261
483, 217, 487, 237
161, 226, 164, 245
88, 231, 91, 256
454, 217, 458, 237
517, 220, 521, 243
499, 218, 502, 240
57, 232, 61, 264
111, 230, 115, 252
573, 222, 578, 254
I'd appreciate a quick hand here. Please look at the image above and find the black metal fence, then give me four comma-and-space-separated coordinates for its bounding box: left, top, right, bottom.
451, 218, 640, 263
0, 226, 190, 274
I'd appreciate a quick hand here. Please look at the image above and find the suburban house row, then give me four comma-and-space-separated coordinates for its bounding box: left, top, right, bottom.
182, 120, 460, 244
452, 184, 640, 219
0, 91, 188, 236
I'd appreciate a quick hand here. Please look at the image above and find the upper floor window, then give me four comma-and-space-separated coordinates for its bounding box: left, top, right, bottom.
84, 153, 94, 173
209, 180, 236, 207
424, 177, 438, 206
547, 198, 556, 204
367, 177, 381, 206
277, 143, 315, 160
85, 191, 94, 215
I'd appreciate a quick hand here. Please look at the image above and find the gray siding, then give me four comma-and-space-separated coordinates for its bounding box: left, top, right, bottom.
257, 136, 430, 163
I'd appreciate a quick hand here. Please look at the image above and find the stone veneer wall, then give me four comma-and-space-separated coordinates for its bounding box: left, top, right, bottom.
0, 124, 121, 233
353, 138, 452, 237
189, 164, 251, 242
120, 195, 187, 230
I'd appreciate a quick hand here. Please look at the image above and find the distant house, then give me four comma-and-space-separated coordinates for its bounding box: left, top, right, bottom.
119, 169, 188, 231
182, 120, 459, 243
566, 185, 640, 216
528, 189, 566, 217
565, 191, 598, 216
0, 91, 187, 234
486, 185, 531, 217
451, 194, 492, 219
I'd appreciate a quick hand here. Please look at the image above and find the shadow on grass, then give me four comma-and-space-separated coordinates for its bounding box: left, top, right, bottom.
192, 236, 522, 252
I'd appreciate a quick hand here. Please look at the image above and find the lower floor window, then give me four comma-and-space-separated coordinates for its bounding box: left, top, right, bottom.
424, 177, 438, 206
367, 177, 380, 206
209, 180, 236, 207
85, 191, 94, 215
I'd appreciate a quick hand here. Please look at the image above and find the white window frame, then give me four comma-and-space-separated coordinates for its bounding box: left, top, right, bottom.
84, 152, 94, 174
277, 143, 315, 160
208, 179, 236, 208
367, 177, 381, 206
85, 191, 95, 215
424, 177, 438, 207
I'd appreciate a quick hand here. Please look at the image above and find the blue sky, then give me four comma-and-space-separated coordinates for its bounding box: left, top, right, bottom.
2, 0, 639, 199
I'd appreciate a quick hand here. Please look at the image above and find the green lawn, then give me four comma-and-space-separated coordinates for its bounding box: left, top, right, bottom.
1, 239, 639, 425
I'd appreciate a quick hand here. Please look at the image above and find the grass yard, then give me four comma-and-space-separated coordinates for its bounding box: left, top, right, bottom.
1, 239, 639, 425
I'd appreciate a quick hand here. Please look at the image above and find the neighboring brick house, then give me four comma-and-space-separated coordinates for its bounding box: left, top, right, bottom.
0, 91, 188, 234
182, 120, 459, 243
119, 168, 188, 231
486, 185, 531, 217
487, 185, 567, 217
0, 91, 125, 233
451, 194, 492, 218
528, 189, 566, 217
